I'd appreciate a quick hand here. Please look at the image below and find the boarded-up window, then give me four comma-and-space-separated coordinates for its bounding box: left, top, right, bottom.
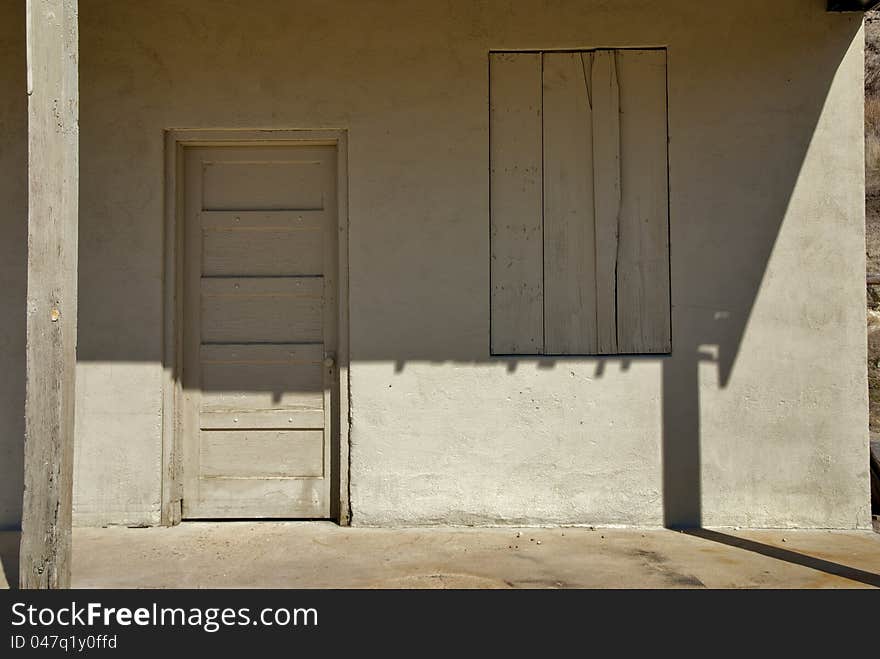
490, 49, 670, 356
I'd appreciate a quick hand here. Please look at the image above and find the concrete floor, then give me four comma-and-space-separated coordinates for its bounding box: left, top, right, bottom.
1, 523, 879, 589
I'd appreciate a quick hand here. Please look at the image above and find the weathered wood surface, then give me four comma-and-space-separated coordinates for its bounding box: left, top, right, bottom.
542, 52, 598, 355
198, 409, 325, 430
615, 49, 671, 354
591, 50, 622, 355
182, 146, 336, 520
490, 52, 544, 354
194, 479, 325, 519
199, 277, 324, 344
201, 211, 325, 277
490, 49, 670, 356
199, 343, 324, 411
200, 430, 325, 478
202, 159, 325, 211
20, 0, 79, 589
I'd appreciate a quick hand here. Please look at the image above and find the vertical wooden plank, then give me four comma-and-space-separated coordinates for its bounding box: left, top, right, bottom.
490, 52, 543, 354
542, 52, 598, 354
319, 147, 338, 518
161, 133, 184, 526
334, 131, 350, 525
20, 0, 78, 589
591, 50, 621, 355
180, 147, 204, 518
616, 50, 671, 354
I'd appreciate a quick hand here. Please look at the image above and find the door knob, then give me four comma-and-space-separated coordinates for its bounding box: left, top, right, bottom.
323, 355, 336, 368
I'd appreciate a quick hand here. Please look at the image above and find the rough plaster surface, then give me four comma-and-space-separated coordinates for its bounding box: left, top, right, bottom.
0, 1, 26, 528
0, 1, 870, 528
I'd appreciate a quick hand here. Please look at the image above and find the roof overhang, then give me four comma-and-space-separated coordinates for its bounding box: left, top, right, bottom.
828, 1, 880, 10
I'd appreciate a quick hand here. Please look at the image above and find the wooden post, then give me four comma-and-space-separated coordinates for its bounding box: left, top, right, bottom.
20, 0, 79, 589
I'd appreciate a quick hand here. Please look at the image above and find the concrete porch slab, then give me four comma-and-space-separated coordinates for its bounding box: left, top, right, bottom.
1, 523, 879, 589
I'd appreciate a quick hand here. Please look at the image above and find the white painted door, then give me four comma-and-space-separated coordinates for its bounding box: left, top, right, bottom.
181, 145, 337, 518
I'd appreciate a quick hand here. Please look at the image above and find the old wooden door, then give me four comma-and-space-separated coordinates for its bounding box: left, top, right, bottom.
181, 145, 338, 518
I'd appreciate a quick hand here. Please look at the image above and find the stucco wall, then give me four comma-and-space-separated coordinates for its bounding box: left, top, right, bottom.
0, 0, 26, 529
0, 0, 870, 529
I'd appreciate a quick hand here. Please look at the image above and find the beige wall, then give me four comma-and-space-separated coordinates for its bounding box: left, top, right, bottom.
0, 0, 870, 529
0, 0, 26, 529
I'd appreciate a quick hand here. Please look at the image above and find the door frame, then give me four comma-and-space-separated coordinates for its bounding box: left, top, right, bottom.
161, 129, 351, 526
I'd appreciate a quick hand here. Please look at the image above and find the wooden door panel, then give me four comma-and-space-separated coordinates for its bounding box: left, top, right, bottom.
200, 277, 324, 344
202, 158, 326, 211
200, 430, 325, 479
199, 343, 324, 411
199, 409, 326, 430
181, 144, 337, 519
201, 211, 326, 277
195, 478, 326, 519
